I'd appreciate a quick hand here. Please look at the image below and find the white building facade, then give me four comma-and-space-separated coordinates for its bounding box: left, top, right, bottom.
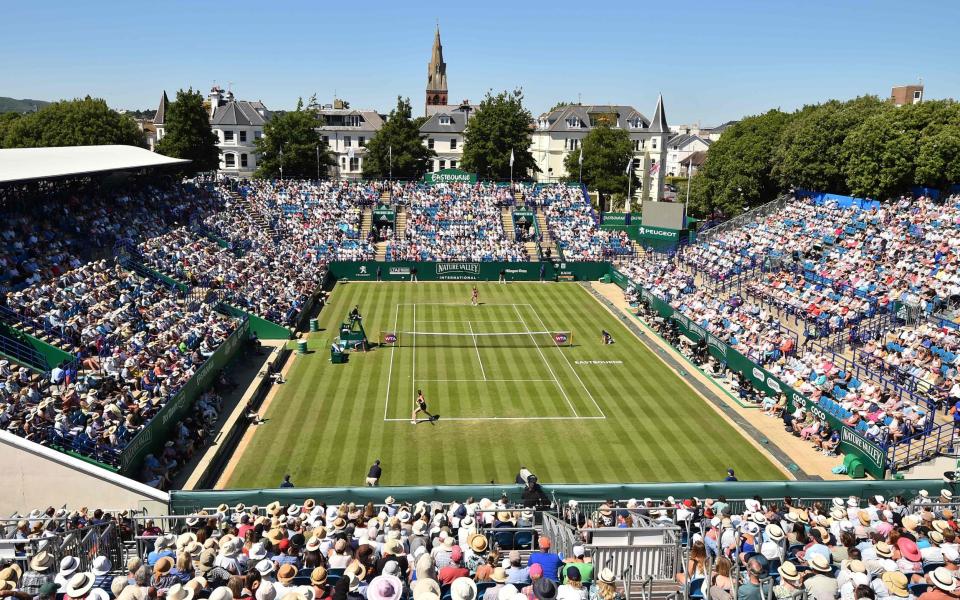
418, 103, 474, 172
315, 101, 384, 179
530, 95, 670, 201
664, 133, 711, 177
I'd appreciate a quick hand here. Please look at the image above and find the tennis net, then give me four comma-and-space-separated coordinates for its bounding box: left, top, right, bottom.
380, 330, 573, 348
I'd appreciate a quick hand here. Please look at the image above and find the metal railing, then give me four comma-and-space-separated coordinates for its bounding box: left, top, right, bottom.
697, 195, 792, 245
888, 422, 958, 473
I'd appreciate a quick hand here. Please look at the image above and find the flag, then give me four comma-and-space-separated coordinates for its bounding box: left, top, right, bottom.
650, 161, 660, 175
510, 149, 515, 167
625, 158, 634, 175
578, 147, 583, 165
348, 146, 356, 159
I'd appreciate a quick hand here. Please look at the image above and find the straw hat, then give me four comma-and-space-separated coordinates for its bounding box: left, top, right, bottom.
310, 567, 328, 586
882, 572, 909, 598
468, 533, 488, 553
490, 568, 508, 583
931, 567, 958, 593
65, 573, 96, 599
167, 584, 195, 600
808, 554, 832, 573
875, 542, 894, 559
30, 551, 55, 572
777, 562, 801, 583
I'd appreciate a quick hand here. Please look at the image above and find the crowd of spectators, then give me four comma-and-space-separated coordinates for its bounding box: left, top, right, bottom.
389, 183, 526, 262
7, 490, 960, 600
527, 186, 603, 262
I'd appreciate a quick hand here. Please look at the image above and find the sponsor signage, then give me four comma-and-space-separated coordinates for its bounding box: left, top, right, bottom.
389, 267, 410, 276
423, 168, 478, 185
383, 333, 397, 344
602, 213, 629, 226
373, 209, 395, 222
553, 333, 569, 344
575, 360, 623, 365
840, 427, 886, 471
435, 263, 481, 280
635, 225, 681, 241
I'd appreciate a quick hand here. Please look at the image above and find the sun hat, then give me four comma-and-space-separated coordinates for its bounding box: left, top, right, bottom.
256, 581, 277, 600
533, 578, 558, 600
897, 537, 921, 562
882, 572, 909, 598
808, 554, 832, 573
765, 524, 785, 542
256, 559, 275, 577
597, 568, 615, 585
91, 556, 112, 577
490, 567, 508, 583
310, 567, 328, 586
277, 564, 297, 585
154, 557, 174, 576
931, 567, 958, 592
345, 573, 362, 593
903, 515, 920, 532
167, 584, 195, 600
777, 562, 801, 583
59, 556, 81, 579
209, 588, 233, 600
65, 572, 96, 599
930, 531, 945, 545
450, 577, 478, 600
31, 550, 55, 572
468, 533, 488, 553
847, 560, 866, 574
413, 579, 441, 600
367, 575, 403, 600
875, 542, 894, 559
0, 564, 22, 583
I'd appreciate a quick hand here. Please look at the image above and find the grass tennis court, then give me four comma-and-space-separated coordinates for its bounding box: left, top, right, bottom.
225, 282, 785, 487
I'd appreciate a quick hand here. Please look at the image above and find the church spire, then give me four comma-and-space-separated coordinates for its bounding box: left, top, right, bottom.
649, 93, 668, 133
425, 24, 448, 116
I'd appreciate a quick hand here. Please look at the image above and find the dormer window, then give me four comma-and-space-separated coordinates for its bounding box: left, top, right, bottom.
629, 119, 644, 129
439, 116, 452, 125
566, 117, 580, 128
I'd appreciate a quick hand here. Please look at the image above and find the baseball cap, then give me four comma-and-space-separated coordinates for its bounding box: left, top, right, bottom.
39, 582, 60, 598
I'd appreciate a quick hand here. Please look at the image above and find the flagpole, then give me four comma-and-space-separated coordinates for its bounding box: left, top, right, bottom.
578, 147, 583, 184
389, 145, 393, 182
316, 145, 320, 181
626, 170, 632, 213
685, 158, 692, 216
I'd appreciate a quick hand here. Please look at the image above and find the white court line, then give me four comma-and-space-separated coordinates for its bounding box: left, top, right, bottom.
513, 304, 578, 418
396, 302, 526, 306
417, 378, 557, 382
383, 303, 400, 420
525, 303, 607, 419
410, 303, 417, 420
386, 416, 606, 422
468, 321, 487, 381
415, 320, 523, 323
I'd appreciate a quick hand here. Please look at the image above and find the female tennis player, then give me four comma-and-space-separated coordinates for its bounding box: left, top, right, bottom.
412, 389, 435, 424
471, 286, 479, 306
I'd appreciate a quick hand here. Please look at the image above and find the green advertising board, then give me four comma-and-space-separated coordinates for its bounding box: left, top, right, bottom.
328, 261, 616, 282
602, 213, 630, 226
634, 225, 681, 241
372, 208, 396, 223
422, 168, 478, 185
120, 319, 251, 476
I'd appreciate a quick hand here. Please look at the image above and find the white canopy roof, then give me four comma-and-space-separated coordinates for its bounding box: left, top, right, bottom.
0, 144, 190, 184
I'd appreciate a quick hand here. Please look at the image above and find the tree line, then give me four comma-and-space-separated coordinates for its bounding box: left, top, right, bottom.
689, 96, 960, 218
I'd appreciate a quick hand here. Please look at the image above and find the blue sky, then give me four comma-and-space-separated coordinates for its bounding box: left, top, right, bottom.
3, 0, 958, 125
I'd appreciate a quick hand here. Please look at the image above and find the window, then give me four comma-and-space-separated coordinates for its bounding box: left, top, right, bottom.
345, 115, 361, 127
349, 157, 360, 171
254, 130, 262, 140
359, 136, 365, 147
322, 135, 330, 147
439, 160, 446, 170
439, 116, 452, 125
428, 138, 435, 149
914, 90, 922, 99
224, 154, 235, 167
450, 160, 457, 169
652, 138, 658, 149
341, 157, 347, 169
223, 130, 234, 141
565, 117, 580, 128
239, 131, 247, 142
240, 154, 248, 168
565, 138, 580, 150
344, 136, 352, 147
630, 119, 644, 129
450, 138, 457, 150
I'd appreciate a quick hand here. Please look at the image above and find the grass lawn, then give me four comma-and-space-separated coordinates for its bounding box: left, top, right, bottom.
226, 282, 785, 487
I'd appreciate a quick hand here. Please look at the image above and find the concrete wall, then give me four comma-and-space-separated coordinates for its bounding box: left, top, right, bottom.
0, 431, 168, 514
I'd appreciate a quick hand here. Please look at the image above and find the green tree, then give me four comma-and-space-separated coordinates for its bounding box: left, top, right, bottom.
363, 96, 434, 179
688, 109, 794, 217
772, 96, 885, 194
255, 98, 332, 179
0, 97, 145, 148
915, 124, 960, 190
461, 89, 540, 180
155, 88, 219, 174
562, 119, 636, 201
547, 101, 576, 113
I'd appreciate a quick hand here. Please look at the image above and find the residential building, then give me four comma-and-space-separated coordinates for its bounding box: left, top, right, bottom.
891, 84, 924, 106
664, 133, 711, 177
154, 86, 269, 177
701, 120, 737, 142
315, 99, 385, 179
419, 101, 475, 172
530, 95, 670, 201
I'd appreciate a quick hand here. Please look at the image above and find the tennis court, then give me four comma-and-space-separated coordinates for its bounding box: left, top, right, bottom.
383, 302, 605, 421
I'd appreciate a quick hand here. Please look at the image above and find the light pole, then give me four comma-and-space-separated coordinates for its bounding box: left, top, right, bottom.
279, 143, 284, 181
316, 145, 320, 181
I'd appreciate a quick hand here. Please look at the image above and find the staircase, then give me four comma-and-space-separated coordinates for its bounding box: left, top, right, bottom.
375, 241, 389, 261
631, 240, 646, 261
395, 207, 408, 239
524, 242, 540, 262
515, 188, 526, 205
360, 209, 373, 239
379, 189, 391, 203
536, 208, 557, 259
237, 192, 277, 238
501, 208, 515, 240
